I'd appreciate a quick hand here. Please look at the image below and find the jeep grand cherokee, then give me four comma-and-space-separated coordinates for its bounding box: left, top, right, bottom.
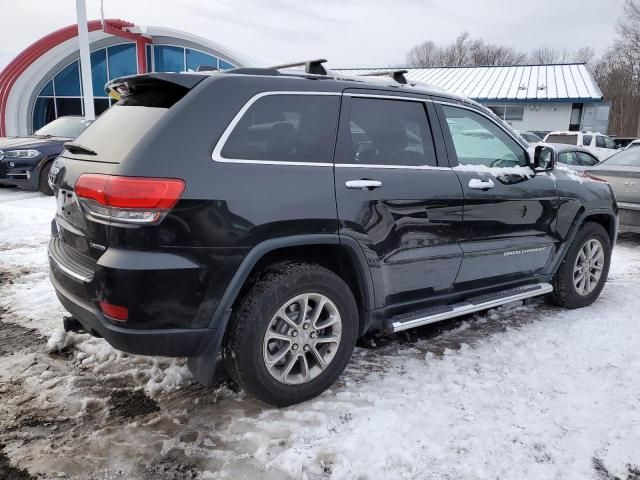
48, 62, 618, 406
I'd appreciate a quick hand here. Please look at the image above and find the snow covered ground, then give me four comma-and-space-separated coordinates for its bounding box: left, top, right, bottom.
1, 187, 639, 480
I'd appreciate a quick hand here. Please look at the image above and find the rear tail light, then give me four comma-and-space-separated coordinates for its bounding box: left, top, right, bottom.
75, 174, 185, 224
99, 301, 129, 322
583, 172, 608, 183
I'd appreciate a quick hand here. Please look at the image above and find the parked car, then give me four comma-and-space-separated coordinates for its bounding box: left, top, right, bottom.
547, 143, 601, 171
531, 130, 550, 141
624, 139, 640, 150
47, 65, 617, 406
517, 130, 543, 146
587, 148, 640, 233
612, 136, 637, 149
543, 131, 618, 161
0, 116, 90, 195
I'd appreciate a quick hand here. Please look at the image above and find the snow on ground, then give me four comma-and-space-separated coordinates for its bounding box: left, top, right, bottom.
1, 187, 639, 480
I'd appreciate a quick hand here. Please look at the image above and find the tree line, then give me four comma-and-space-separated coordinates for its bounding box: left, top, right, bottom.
405, 0, 640, 136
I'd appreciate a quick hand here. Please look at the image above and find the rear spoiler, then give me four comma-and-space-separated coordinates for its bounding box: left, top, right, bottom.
105, 73, 209, 101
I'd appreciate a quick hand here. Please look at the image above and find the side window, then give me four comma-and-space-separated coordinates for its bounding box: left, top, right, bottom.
221, 94, 339, 163
441, 105, 527, 168
344, 97, 437, 167
595, 136, 605, 148
603, 136, 617, 149
578, 152, 599, 166
582, 134, 593, 146
558, 151, 579, 166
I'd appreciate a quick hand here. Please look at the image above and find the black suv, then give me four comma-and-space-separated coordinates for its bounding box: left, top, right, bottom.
48, 62, 618, 406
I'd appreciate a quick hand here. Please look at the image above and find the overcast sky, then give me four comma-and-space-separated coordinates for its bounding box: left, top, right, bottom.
0, 0, 627, 69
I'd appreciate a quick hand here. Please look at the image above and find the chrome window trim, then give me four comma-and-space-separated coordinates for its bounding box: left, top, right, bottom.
211, 91, 340, 167
433, 100, 530, 153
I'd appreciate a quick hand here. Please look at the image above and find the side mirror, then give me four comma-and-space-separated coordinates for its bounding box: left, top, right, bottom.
533, 145, 555, 172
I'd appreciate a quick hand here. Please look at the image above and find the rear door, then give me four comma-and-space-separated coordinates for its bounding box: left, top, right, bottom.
594, 135, 618, 160
435, 102, 558, 287
334, 91, 464, 309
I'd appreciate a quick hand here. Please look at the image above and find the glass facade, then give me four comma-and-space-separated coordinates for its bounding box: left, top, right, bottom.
32, 43, 236, 132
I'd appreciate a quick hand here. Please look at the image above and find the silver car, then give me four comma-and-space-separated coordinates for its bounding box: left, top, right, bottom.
588, 148, 640, 233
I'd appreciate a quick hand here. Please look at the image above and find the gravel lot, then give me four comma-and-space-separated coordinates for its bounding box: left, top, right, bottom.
1, 188, 639, 480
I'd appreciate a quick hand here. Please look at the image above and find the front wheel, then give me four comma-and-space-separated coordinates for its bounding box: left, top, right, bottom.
38, 161, 54, 196
223, 262, 358, 406
551, 222, 612, 309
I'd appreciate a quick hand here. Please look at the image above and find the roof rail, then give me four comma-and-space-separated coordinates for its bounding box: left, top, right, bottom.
362, 69, 409, 84
271, 59, 328, 75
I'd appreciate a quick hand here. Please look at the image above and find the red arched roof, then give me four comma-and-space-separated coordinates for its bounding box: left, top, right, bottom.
0, 19, 134, 136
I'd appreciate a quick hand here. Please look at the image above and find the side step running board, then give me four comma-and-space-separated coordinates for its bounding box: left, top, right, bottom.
388, 283, 553, 333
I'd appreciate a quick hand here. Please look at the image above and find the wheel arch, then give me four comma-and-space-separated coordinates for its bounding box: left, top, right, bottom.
208, 234, 374, 331
189, 235, 374, 386
551, 208, 618, 274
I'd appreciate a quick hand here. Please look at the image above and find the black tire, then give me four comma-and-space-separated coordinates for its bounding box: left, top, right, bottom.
223, 262, 358, 407
38, 161, 54, 196
550, 222, 611, 309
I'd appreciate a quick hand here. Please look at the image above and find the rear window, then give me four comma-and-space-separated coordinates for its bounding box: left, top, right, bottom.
66, 105, 167, 163
582, 135, 593, 146
220, 94, 340, 163
546, 134, 578, 145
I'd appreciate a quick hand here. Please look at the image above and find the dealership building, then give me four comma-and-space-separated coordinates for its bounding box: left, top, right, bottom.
0, 19, 248, 136
0, 19, 608, 136
340, 65, 610, 133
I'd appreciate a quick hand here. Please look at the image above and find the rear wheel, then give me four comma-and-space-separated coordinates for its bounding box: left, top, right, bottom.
223, 262, 358, 406
551, 222, 611, 309
38, 161, 54, 196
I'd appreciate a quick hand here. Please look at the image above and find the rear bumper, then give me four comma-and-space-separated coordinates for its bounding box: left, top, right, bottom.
618, 202, 640, 232
51, 271, 216, 357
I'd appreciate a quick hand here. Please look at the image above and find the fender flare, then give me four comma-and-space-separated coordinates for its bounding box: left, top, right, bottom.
208, 234, 374, 329
550, 208, 618, 274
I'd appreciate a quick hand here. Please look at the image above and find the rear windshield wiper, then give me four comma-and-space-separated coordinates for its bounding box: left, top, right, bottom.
64, 142, 97, 155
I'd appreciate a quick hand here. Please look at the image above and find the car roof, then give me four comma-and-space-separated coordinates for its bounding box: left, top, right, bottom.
545, 143, 594, 154
112, 67, 483, 109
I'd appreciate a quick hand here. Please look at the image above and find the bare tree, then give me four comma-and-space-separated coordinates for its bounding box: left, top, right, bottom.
405, 32, 526, 67
406, 40, 444, 68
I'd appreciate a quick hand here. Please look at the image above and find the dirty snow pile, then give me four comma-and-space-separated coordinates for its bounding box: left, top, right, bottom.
1, 189, 640, 480
0, 190, 192, 397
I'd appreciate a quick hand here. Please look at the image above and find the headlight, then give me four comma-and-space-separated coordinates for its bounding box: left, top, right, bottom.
4, 149, 40, 158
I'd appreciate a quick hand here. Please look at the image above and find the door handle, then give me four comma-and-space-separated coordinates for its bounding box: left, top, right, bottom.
345, 179, 383, 190
468, 178, 495, 190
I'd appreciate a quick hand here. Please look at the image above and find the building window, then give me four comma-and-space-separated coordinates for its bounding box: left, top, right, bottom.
151, 45, 235, 73
154, 45, 185, 72
186, 48, 217, 71
32, 43, 137, 132
32, 42, 237, 132
107, 44, 137, 79
488, 105, 524, 122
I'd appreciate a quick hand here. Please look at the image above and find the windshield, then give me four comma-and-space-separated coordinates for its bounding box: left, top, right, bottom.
601, 148, 640, 167
34, 116, 91, 138
521, 132, 542, 143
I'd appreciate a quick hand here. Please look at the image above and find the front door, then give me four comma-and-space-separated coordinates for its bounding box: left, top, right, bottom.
334, 91, 464, 309
435, 102, 559, 288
